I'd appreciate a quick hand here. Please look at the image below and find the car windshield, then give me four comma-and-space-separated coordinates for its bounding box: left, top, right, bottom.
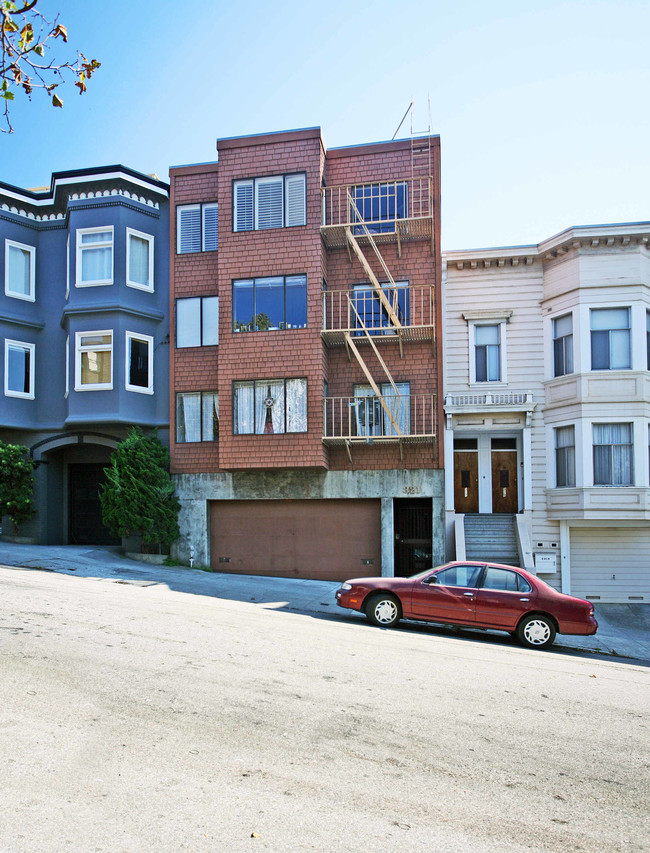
409, 564, 448, 580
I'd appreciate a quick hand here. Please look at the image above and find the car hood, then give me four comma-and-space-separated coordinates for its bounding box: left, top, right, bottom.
341, 576, 412, 588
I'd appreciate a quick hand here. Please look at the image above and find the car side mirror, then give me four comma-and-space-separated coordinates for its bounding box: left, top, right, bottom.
424, 575, 438, 585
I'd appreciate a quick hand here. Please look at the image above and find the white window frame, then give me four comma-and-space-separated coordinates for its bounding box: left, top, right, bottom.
592, 422, 634, 486
126, 228, 154, 292
589, 306, 631, 371
125, 331, 154, 394
65, 234, 70, 300
552, 312, 574, 377
468, 319, 508, 385
75, 226, 114, 287
4, 338, 35, 399
554, 425, 576, 488
65, 335, 69, 398
74, 330, 113, 391
5, 239, 36, 302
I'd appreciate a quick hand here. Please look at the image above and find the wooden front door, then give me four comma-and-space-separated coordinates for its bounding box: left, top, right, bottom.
454, 451, 479, 513
491, 451, 518, 513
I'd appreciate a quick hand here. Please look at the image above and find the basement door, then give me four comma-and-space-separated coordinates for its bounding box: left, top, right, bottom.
394, 498, 433, 577
209, 499, 381, 582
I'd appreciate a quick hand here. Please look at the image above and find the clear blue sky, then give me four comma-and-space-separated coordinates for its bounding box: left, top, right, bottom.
3, 0, 649, 249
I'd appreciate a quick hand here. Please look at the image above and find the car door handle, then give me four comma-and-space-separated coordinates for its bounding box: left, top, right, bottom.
463, 592, 474, 597
519, 598, 530, 602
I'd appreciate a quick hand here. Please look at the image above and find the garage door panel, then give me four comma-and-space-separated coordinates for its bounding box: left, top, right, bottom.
571, 527, 650, 603
210, 499, 381, 582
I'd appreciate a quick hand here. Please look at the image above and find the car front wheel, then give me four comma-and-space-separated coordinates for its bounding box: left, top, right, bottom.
517, 614, 556, 650
365, 593, 401, 628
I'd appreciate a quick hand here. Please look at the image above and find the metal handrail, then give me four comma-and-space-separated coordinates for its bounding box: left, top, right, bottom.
323, 394, 436, 440
321, 176, 433, 228
322, 284, 434, 332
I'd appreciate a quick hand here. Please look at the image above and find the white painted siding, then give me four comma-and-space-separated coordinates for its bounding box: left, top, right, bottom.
571, 527, 650, 602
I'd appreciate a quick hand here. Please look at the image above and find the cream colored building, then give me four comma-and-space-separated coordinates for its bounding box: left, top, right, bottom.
443, 222, 650, 603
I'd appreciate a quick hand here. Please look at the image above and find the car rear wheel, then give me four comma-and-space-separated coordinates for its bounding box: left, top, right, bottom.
365, 593, 401, 628
517, 614, 556, 650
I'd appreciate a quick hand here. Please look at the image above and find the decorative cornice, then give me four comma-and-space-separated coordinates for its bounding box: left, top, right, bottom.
462, 309, 513, 322
0, 188, 161, 223
445, 221, 650, 269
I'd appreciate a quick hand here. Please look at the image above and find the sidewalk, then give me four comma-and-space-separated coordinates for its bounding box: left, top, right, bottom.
0, 541, 648, 662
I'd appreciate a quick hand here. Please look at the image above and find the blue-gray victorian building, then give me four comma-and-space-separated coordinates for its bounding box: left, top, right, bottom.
0, 166, 170, 544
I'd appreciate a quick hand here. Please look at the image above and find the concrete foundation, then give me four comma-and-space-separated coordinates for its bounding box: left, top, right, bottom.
172, 468, 445, 576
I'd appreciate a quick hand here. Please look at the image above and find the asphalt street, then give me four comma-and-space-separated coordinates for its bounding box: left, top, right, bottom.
0, 565, 648, 853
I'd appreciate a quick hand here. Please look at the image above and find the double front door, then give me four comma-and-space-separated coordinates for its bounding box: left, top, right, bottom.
453, 436, 518, 514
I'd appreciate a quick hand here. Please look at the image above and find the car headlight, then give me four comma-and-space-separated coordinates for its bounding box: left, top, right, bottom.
340, 583, 352, 591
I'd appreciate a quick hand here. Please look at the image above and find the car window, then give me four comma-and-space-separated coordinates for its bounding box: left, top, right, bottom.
482, 567, 531, 593
434, 564, 482, 588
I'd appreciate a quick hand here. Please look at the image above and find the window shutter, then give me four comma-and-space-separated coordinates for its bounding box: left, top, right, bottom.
203, 203, 219, 251
285, 174, 306, 227
234, 181, 253, 232
178, 206, 201, 253
255, 177, 283, 229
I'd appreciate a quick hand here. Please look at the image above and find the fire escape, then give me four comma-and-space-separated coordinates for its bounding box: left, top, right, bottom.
321, 133, 437, 461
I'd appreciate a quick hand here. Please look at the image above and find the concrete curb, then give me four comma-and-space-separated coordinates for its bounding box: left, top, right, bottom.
0, 542, 647, 662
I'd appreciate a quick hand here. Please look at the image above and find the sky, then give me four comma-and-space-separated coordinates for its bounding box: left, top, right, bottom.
2, 0, 649, 250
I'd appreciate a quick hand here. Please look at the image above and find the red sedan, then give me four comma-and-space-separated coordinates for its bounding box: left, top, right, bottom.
335, 561, 598, 649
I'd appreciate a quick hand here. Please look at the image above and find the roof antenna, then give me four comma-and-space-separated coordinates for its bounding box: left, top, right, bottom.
392, 99, 413, 140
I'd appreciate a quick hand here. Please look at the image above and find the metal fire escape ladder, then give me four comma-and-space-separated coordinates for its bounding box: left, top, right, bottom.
342, 192, 405, 442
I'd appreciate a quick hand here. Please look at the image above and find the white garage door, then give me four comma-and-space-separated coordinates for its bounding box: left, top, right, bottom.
571, 527, 650, 603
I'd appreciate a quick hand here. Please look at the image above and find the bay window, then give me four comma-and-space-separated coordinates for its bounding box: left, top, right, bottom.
554, 425, 575, 487
75, 331, 113, 390
76, 227, 113, 286
590, 307, 630, 370
593, 423, 633, 485
5, 239, 35, 301
553, 314, 573, 377
126, 228, 154, 291
4, 339, 34, 398
125, 332, 153, 393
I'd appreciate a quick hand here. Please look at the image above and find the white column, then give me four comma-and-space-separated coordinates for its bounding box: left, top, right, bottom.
444, 424, 455, 513
560, 520, 571, 594
522, 422, 532, 511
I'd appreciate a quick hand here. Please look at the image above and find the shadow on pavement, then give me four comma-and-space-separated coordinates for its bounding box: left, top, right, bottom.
1, 542, 648, 667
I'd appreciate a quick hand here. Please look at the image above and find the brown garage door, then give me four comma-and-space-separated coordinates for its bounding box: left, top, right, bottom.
209, 499, 381, 581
